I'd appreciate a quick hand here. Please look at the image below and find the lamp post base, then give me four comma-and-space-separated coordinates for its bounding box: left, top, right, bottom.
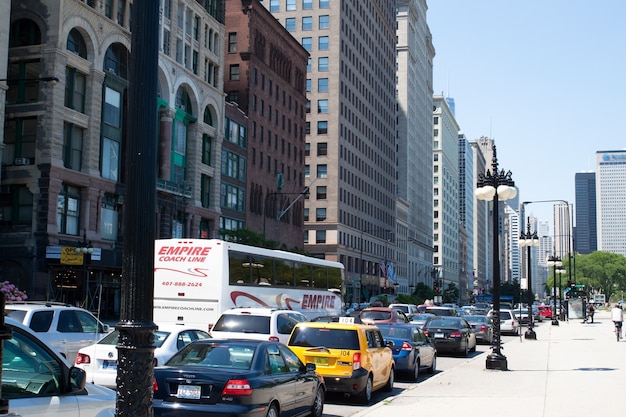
551, 319, 559, 326
524, 328, 537, 339
485, 352, 508, 370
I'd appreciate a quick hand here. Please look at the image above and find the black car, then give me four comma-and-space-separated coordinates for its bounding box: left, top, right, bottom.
153, 339, 325, 417
422, 316, 477, 357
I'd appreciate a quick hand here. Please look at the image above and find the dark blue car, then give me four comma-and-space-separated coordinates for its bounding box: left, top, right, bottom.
377, 323, 437, 381
153, 339, 325, 417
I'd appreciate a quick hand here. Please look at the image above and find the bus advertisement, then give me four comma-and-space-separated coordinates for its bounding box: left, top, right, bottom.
153, 239, 345, 329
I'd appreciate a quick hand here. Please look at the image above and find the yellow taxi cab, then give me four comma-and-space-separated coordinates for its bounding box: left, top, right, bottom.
287, 318, 394, 403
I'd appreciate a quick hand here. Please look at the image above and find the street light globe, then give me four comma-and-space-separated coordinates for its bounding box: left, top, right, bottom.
474, 185, 495, 200
497, 185, 517, 200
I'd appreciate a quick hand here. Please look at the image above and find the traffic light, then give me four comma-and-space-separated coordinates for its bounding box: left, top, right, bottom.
434, 280, 440, 293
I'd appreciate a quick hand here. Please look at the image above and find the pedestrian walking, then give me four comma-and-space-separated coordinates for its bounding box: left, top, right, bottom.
588, 302, 595, 323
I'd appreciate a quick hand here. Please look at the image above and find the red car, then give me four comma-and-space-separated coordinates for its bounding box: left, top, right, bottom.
537, 305, 552, 319
359, 307, 410, 324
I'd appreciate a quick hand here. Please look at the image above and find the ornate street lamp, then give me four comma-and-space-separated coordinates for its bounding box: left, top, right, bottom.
556, 266, 567, 320
518, 219, 539, 339
547, 255, 562, 325
75, 230, 94, 309
475, 144, 516, 371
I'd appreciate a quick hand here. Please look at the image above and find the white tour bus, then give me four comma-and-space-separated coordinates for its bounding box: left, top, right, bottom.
154, 239, 345, 329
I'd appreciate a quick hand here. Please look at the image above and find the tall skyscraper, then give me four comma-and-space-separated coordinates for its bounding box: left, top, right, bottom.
554, 203, 573, 260
265, 1, 398, 301
396, 0, 435, 293
596, 150, 626, 256
458, 134, 475, 301
574, 171, 597, 254
470, 141, 489, 293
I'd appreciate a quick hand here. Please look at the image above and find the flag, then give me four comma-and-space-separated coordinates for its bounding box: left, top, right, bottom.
387, 263, 395, 283
380, 262, 387, 277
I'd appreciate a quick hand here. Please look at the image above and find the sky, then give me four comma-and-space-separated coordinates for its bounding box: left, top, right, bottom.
426, 1, 626, 229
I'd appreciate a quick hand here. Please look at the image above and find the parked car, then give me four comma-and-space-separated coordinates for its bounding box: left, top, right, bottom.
2, 317, 116, 417
376, 323, 437, 380
516, 304, 543, 324
152, 339, 325, 417
410, 313, 436, 329
488, 309, 520, 335
423, 316, 477, 357
5, 302, 110, 360
463, 315, 493, 344
359, 307, 410, 324
388, 303, 420, 320
210, 307, 306, 344
288, 320, 394, 404
75, 325, 211, 388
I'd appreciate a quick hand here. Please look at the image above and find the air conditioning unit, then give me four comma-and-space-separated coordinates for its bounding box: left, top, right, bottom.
14, 157, 31, 166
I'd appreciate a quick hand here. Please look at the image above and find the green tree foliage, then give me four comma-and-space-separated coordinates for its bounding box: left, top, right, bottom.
442, 282, 459, 304
574, 251, 626, 301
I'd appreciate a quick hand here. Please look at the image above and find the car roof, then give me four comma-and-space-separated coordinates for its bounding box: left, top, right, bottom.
221, 307, 300, 316
294, 321, 378, 331
5, 301, 86, 311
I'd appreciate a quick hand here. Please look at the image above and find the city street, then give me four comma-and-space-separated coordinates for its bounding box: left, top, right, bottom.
328, 309, 625, 417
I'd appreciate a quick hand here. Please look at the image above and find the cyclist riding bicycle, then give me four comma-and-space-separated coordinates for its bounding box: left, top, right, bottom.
612, 303, 623, 339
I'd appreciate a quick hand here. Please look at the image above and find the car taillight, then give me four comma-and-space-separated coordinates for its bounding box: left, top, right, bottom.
352, 352, 361, 370
401, 341, 412, 351
450, 330, 462, 338
268, 336, 280, 342
423, 330, 429, 337
75, 353, 90, 365
222, 379, 252, 396
480, 324, 487, 332
153, 377, 159, 392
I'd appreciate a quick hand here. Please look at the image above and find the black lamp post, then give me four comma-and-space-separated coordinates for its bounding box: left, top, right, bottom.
547, 255, 562, 325
75, 230, 94, 310
556, 266, 567, 320
475, 144, 516, 371
518, 219, 539, 339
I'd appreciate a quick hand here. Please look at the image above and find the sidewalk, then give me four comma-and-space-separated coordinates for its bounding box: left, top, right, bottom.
354, 309, 626, 417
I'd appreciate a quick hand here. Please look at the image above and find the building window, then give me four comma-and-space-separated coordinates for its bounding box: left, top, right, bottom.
317, 99, 328, 113
306, 79, 311, 92
305, 122, 311, 135
301, 37, 312, 51
287, 0, 296, 10
318, 57, 328, 71
63, 123, 83, 171
305, 143, 311, 156
0, 185, 33, 226
434, 129, 438, 136
285, 18, 296, 31
202, 134, 212, 165
316, 230, 326, 243
229, 64, 240, 81
201, 174, 211, 208
305, 164, 310, 177
434, 116, 439, 125
221, 150, 246, 181
316, 208, 327, 221
318, 36, 329, 50
318, 78, 328, 92
319, 15, 329, 29
317, 121, 328, 135
220, 183, 245, 212
305, 100, 311, 113
307, 58, 312, 72
302, 16, 313, 30
317, 164, 327, 178
101, 85, 124, 181
162, 29, 170, 55
101, 194, 119, 241
317, 142, 327, 156
319, 0, 330, 8
6, 60, 42, 104
304, 208, 309, 221
316, 186, 327, 200
67, 28, 87, 58
228, 32, 237, 53
3, 117, 37, 163
303, 0, 313, 9
65, 67, 86, 113
57, 184, 80, 235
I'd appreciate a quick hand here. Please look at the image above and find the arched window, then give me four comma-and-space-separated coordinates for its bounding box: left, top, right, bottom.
175, 86, 192, 113
104, 43, 129, 79
9, 19, 41, 47
67, 29, 87, 58
203, 106, 213, 126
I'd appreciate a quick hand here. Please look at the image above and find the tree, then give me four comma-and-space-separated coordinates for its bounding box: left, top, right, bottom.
575, 251, 626, 301
442, 282, 459, 304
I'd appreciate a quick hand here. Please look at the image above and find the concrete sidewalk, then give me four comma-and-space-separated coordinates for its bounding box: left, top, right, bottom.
354, 309, 626, 417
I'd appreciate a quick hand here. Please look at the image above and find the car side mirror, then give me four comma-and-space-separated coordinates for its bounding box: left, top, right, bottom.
70, 366, 87, 392
385, 340, 394, 348
305, 362, 317, 373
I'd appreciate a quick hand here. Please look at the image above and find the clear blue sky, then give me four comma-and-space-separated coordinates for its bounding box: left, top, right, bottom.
427, 1, 626, 228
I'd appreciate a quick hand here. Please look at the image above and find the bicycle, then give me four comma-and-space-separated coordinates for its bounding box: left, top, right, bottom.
615, 321, 623, 342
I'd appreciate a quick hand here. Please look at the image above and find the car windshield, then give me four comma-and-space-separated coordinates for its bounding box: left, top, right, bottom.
391, 305, 409, 313
360, 311, 391, 321
378, 326, 411, 339
464, 315, 487, 323
212, 314, 271, 334
289, 327, 360, 350
426, 318, 463, 328
166, 343, 254, 369
413, 314, 433, 321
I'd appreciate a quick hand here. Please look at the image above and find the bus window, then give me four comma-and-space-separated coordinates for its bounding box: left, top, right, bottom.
274, 257, 294, 286
294, 263, 311, 287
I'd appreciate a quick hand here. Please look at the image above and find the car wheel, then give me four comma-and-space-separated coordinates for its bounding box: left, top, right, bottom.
460, 342, 469, 357
266, 403, 279, 417
383, 367, 394, 392
310, 386, 324, 417
427, 355, 436, 374
470, 338, 477, 352
357, 376, 373, 404
411, 359, 420, 381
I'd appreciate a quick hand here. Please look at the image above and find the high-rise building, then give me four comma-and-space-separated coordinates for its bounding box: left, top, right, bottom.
458, 134, 474, 302
224, 0, 309, 249
574, 171, 597, 254
596, 150, 626, 256
433, 95, 460, 292
396, 0, 435, 294
264, 1, 398, 301
470, 141, 489, 293
0, 0, 226, 315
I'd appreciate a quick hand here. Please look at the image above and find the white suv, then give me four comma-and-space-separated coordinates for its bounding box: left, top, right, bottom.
5, 302, 110, 361
210, 307, 307, 344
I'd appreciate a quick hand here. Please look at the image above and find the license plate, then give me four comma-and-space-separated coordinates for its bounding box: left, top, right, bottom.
313, 357, 329, 365
435, 333, 445, 338
102, 360, 117, 370
177, 384, 201, 399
